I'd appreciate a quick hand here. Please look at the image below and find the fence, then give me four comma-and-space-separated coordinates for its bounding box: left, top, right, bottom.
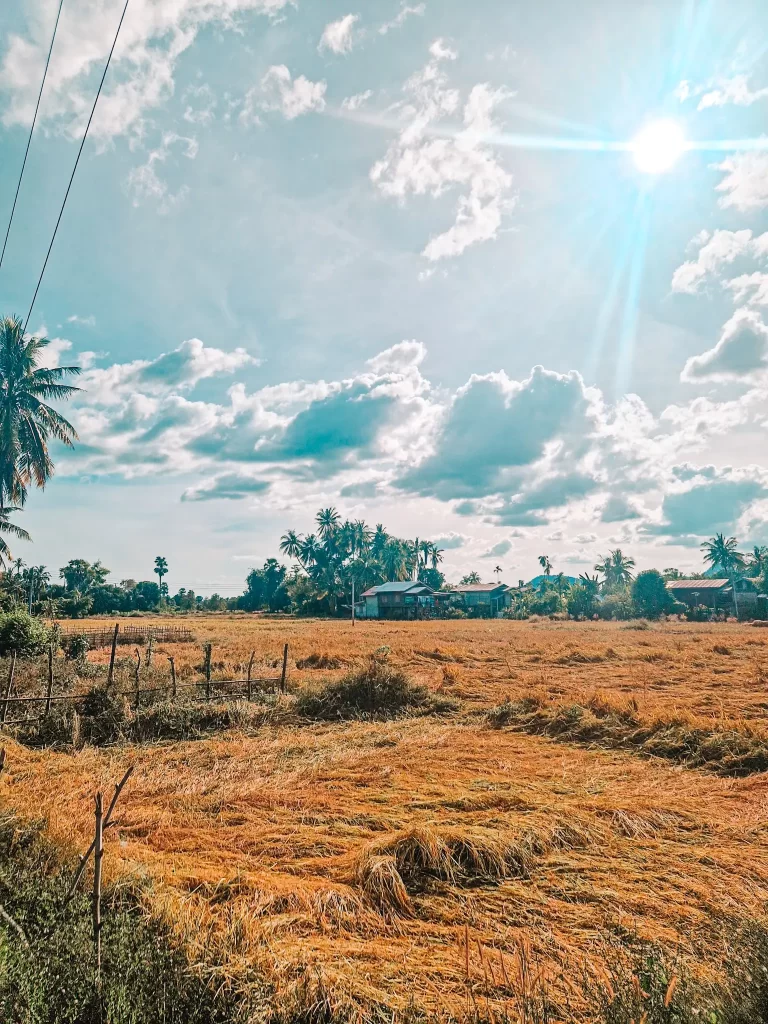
0, 633, 290, 726
60, 625, 195, 649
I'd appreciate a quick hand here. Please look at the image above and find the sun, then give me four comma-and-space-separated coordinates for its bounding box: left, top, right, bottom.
631, 119, 687, 174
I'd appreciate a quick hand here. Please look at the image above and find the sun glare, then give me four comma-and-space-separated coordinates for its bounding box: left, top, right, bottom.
631, 119, 687, 174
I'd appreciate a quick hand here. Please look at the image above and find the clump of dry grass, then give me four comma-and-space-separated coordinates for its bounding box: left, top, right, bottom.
296, 655, 456, 721
487, 693, 768, 775
296, 653, 344, 670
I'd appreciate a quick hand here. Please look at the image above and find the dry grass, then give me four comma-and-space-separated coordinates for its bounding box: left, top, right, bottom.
3, 615, 768, 1019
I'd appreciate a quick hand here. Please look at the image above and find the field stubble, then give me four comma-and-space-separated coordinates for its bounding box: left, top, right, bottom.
3, 615, 768, 1020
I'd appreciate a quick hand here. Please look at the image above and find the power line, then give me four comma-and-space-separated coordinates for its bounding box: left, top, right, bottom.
22, 0, 131, 337
0, 0, 65, 272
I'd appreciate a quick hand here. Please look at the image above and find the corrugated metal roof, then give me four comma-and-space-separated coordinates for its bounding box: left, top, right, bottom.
362, 582, 433, 596
666, 579, 730, 590
454, 583, 508, 593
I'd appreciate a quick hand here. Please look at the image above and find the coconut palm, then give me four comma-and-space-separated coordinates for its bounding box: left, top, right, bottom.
316, 507, 340, 540
701, 533, 746, 616
595, 549, 635, 591
494, 564, 503, 578
538, 554, 552, 578
746, 545, 767, 576
382, 538, 407, 581
0, 508, 29, 570
578, 572, 600, 595
371, 524, 388, 559
418, 539, 433, 571
0, 316, 81, 507
431, 547, 445, 571
279, 530, 303, 561
299, 533, 320, 566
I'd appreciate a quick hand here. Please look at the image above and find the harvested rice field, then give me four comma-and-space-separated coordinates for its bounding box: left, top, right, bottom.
4, 615, 768, 1020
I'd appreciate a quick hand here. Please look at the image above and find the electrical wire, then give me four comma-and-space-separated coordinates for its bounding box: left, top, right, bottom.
22, 0, 131, 336
0, 0, 65, 272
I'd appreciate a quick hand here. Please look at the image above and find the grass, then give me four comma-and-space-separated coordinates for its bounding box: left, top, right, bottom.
4, 615, 768, 1019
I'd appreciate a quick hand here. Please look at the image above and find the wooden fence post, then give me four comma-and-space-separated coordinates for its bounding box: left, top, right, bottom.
133, 648, 141, 711
93, 792, 104, 981
247, 650, 255, 700
106, 624, 119, 689
204, 643, 212, 701
146, 634, 154, 669
280, 643, 289, 694
168, 656, 176, 700
45, 643, 54, 716
1, 652, 16, 725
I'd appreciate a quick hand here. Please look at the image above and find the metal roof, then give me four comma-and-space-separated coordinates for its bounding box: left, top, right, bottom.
362, 582, 433, 596
665, 579, 730, 590
454, 583, 509, 593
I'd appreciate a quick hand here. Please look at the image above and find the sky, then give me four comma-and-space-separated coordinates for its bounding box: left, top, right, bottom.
0, 0, 767, 595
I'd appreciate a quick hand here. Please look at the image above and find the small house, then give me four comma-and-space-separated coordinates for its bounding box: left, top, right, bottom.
358, 581, 437, 619
665, 577, 760, 612
453, 582, 510, 616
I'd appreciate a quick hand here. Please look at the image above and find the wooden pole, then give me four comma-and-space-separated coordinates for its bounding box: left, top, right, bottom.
133, 648, 141, 711
1, 652, 16, 725
45, 643, 54, 716
204, 643, 212, 701
280, 643, 289, 694
168, 656, 176, 699
247, 650, 255, 700
106, 624, 119, 689
146, 634, 154, 668
352, 577, 356, 627
93, 792, 104, 980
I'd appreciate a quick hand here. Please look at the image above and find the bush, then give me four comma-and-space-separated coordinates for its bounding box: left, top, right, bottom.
567, 584, 597, 619
632, 570, 674, 619
0, 814, 240, 1024
0, 612, 51, 658
63, 632, 89, 661
528, 590, 563, 616
597, 591, 635, 621
296, 652, 456, 720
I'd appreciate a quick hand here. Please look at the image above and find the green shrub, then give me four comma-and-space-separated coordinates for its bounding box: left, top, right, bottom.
0, 612, 51, 658
0, 814, 241, 1024
528, 590, 563, 616
296, 653, 456, 720
63, 632, 89, 661
597, 591, 635, 621
567, 584, 598, 619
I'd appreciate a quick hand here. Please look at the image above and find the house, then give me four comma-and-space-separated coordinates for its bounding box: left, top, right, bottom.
452, 582, 510, 616
665, 578, 760, 612
358, 581, 438, 620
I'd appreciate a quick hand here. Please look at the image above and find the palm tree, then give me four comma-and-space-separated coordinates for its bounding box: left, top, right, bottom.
300, 534, 320, 566
154, 556, 169, 595
382, 538, 407, 581
0, 508, 29, 570
538, 554, 552, 578
371, 524, 388, 559
595, 550, 635, 591
494, 564, 503, 578
460, 572, 481, 585
24, 563, 49, 613
431, 547, 445, 571
0, 316, 81, 507
701, 533, 746, 616
578, 572, 600, 596
747, 545, 767, 576
418, 539, 433, 571
316, 507, 340, 540
554, 572, 567, 598
279, 530, 303, 561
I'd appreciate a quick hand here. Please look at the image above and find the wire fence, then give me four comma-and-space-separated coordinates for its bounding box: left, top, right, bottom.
60, 625, 195, 649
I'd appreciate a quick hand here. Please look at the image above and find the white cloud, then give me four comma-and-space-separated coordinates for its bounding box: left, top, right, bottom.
259, 65, 327, 120
727, 272, 768, 307
432, 531, 469, 549
429, 38, 458, 61
38, 336, 74, 369
716, 151, 768, 212
366, 340, 426, 373
671, 229, 759, 294
67, 314, 96, 327
379, 3, 426, 34
0, 0, 292, 141
182, 82, 217, 125
682, 308, 768, 382
319, 14, 360, 55
125, 132, 198, 211
342, 90, 373, 111
371, 47, 514, 262
698, 75, 768, 110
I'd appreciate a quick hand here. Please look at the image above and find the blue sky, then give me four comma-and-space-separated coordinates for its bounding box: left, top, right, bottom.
1, 0, 767, 594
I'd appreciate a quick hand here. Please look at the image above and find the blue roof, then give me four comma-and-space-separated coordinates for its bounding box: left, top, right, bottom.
374, 581, 426, 593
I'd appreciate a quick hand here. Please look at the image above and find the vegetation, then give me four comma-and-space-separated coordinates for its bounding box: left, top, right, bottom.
0, 610, 51, 657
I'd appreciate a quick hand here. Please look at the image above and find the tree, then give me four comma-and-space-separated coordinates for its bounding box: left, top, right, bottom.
0, 509, 29, 570
59, 559, 110, 593
418, 566, 445, 591
460, 572, 481, 585
567, 584, 597, 619
382, 538, 407, 581
280, 530, 303, 561
554, 572, 567, 598
154, 556, 169, 596
0, 316, 81, 507
431, 546, 444, 570
299, 533, 320, 566
493, 565, 503, 579
578, 573, 600, 596
316, 507, 340, 539
632, 570, 673, 619
662, 568, 683, 581
747, 546, 767, 577
595, 550, 635, 591
701, 533, 746, 616
538, 554, 552, 578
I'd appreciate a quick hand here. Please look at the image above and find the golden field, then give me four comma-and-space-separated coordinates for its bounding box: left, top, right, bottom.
3, 615, 768, 1019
